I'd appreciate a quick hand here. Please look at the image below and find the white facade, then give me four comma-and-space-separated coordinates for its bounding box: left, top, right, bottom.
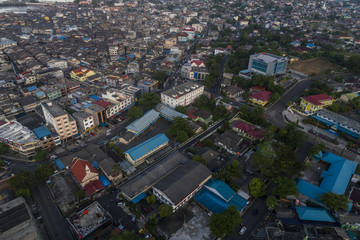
47, 59, 68, 69
24, 75, 37, 85
101, 88, 134, 118
161, 82, 204, 108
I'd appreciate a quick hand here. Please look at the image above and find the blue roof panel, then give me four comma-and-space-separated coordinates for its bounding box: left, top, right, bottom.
296, 207, 335, 222
55, 159, 65, 170
126, 110, 160, 135
27, 86, 37, 92
132, 192, 146, 204
33, 126, 52, 139
99, 175, 111, 187
124, 134, 169, 161
205, 179, 235, 202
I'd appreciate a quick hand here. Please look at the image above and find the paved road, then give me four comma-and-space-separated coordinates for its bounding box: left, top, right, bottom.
266, 78, 313, 128
208, 54, 229, 97
33, 182, 74, 240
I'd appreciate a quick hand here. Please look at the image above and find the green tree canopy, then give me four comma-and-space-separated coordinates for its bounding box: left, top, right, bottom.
158, 204, 173, 218
34, 148, 47, 161
0, 143, 9, 154
266, 195, 277, 210
146, 195, 157, 205
213, 105, 228, 120
15, 188, 31, 199
167, 117, 194, 142
277, 123, 307, 149
175, 106, 187, 114
128, 106, 143, 121
272, 177, 298, 198
35, 164, 53, 181
152, 71, 168, 84
138, 92, 160, 110
9, 171, 36, 198
249, 177, 265, 198
208, 205, 242, 239
346, 54, 360, 73
319, 192, 349, 211
309, 143, 326, 157
110, 230, 141, 240
76, 190, 86, 200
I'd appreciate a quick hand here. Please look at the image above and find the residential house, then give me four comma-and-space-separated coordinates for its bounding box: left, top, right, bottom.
125, 62, 139, 74
70, 68, 97, 82
249, 90, 273, 106
214, 131, 250, 156
230, 119, 265, 140
33, 125, 56, 151
72, 110, 95, 133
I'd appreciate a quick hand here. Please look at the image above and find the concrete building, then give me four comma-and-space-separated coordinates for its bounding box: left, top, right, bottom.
84, 104, 106, 126
248, 53, 288, 76
137, 79, 159, 94
41, 101, 79, 141
153, 160, 212, 211
72, 110, 95, 133
0, 197, 42, 240
33, 125, 56, 151
101, 88, 134, 118
0, 120, 41, 156
67, 202, 112, 240
300, 94, 334, 115
124, 133, 169, 167
47, 59, 68, 69
161, 82, 204, 108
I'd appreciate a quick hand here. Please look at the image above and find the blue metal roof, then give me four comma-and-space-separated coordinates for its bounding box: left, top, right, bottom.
296, 207, 335, 222
124, 134, 169, 162
297, 152, 357, 200
155, 103, 188, 121
33, 126, 52, 139
132, 192, 146, 204
27, 86, 37, 92
99, 175, 111, 187
194, 179, 247, 213
91, 161, 99, 169
126, 110, 160, 135
319, 152, 357, 195
55, 159, 65, 170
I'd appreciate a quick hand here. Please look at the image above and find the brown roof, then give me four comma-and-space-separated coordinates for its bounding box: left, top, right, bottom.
71, 157, 98, 183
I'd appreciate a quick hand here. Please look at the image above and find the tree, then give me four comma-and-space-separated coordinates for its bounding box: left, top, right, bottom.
35, 164, 53, 180
192, 155, 205, 165
309, 143, 326, 157
76, 190, 86, 200
0, 143, 9, 154
128, 106, 143, 121
187, 17, 199, 24
346, 54, 360, 73
138, 92, 160, 110
9, 171, 36, 197
277, 123, 307, 149
15, 188, 31, 199
209, 205, 242, 239
167, 117, 194, 143
110, 230, 141, 240
249, 178, 265, 198
213, 105, 228, 120
319, 192, 349, 211
146, 195, 157, 205
34, 148, 47, 161
152, 71, 168, 85
158, 204, 173, 218
272, 177, 298, 198
266, 196, 277, 210
175, 106, 187, 114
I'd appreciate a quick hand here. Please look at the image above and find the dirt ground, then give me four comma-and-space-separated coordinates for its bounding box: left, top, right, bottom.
288, 58, 341, 75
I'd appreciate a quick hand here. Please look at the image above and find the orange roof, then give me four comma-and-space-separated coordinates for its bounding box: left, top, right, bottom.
71, 158, 98, 183
301, 94, 333, 106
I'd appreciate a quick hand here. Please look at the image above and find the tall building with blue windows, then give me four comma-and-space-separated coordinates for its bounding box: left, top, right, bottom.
248, 53, 288, 76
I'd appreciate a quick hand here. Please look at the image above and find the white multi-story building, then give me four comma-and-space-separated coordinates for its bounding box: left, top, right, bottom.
161, 82, 204, 108
0, 120, 41, 156
47, 59, 68, 69
72, 110, 95, 133
101, 88, 134, 118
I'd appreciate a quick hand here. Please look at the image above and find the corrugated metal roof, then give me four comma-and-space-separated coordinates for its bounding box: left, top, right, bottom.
125, 133, 169, 162
33, 126, 51, 139
155, 103, 187, 121
126, 110, 160, 135
296, 207, 335, 222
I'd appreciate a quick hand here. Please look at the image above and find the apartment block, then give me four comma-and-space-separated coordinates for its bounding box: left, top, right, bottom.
161, 82, 204, 108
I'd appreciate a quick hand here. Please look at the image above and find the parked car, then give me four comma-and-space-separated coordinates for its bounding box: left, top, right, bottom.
145, 234, 152, 239
239, 226, 247, 235
90, 132, 95, 136
131, 216, 136, 222
252, 209, 259, 215
117, 202, 125, 207
118, 224, 124, 231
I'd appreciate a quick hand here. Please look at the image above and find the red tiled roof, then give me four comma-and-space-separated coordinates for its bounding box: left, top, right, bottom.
84, 179, 104, 195
231, 120, 264, 139
250, 86, 265, 92
71, 158, 98, 183
250, 90, 272, 102
72, 67, 83, 74
301, 94, 333, 106
94, 99, 111, 108
190, 60, 205, 66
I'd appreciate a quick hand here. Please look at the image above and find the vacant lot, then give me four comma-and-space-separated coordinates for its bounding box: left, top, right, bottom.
288, 58, 342, 75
